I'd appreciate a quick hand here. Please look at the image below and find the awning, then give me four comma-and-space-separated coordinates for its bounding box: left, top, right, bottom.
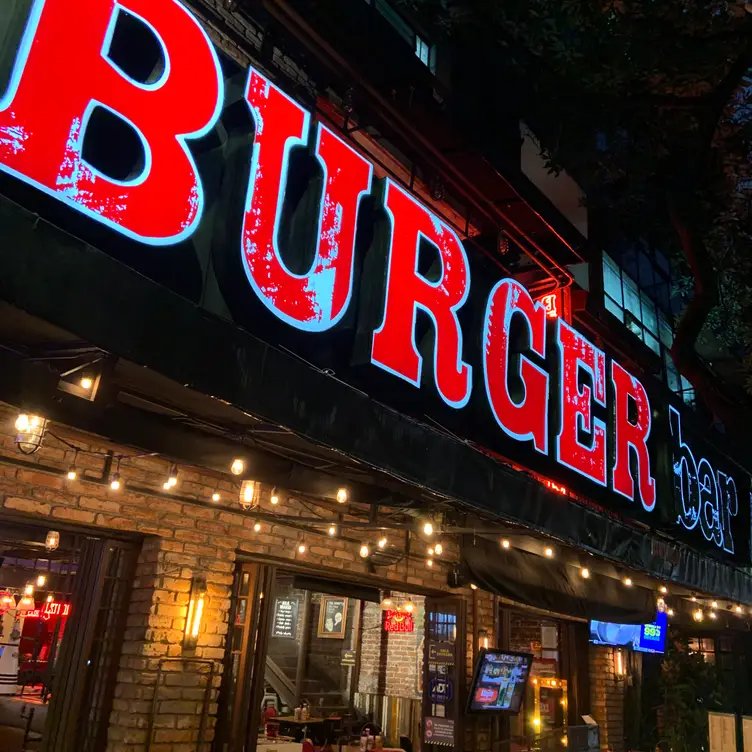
462, 535, 656, 624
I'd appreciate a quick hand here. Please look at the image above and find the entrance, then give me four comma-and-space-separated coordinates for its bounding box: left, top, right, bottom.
215, 563, 466, 752
0, 519, 137, 752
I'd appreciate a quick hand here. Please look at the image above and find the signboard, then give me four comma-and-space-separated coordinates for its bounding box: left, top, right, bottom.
384, 610, 415, 633
424, 717, 455, 746
428, 642, 455, 665
0, 0, 749, 562
709, 712, 736, 752
341, 649, 356, 667
271, 598, 298, 639
589, 610, 667, 654
467, 650, 533, 714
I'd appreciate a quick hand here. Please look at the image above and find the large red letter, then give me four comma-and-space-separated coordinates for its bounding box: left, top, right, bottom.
556, 320, 607, 485
611, 360, 656, 511
242, 68, 372, 331
371, 180, 471, 408
0, 0, 222, 243
483, 279, 549, 453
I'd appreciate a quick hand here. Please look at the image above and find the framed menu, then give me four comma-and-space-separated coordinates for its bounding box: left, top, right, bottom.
272, 598, 299, 639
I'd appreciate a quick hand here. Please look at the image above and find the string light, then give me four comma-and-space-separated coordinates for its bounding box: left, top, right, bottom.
544, 547, 554, 558
359, 544, 370, 559
297, 540, 307, 554
428, 547, 435, 556
24, 583, 34, 597
623, 577, 633, 587
710, 611, 718, 620
426, 558, 434, 568
328, 524, 338, 537
691, 596, 697, 602
470, 584, 478, 591
735, 605, 743, 614
211, 491, 221, 502
253, 521, 262, 533
36, 575, 46, 588
668, 608, 675, 617
166, 465, 178, 488
270, 488, 280, 505
422, 521, 434, 536
336, 488, 348, 504
110, 473, 121, 491
693, 609, 704, 622
434, 543, 443, 556
580, 568, 590, 579
660, 586, 668, 595
67, 451, 79, 481
711, 601, 718, 609
378, 537, 388, 549
230, 458, 245, 475
45, 531, 59, 552
501, 539, 511, 549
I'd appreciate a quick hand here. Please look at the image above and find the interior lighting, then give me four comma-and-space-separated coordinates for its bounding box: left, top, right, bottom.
211, 491, 221, 502
434, 543, 443, 555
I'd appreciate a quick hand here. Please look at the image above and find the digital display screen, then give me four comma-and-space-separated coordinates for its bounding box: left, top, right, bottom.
589, 611, 667, 654
467, 650, 533, 714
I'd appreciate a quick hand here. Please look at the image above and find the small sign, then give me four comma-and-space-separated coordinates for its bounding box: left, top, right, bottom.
424, 717, 455, 746
430, 678, 453, 704
272, 598, 299, 639
384, 610, 415, 633
23, 601, 71, 621
428, 642, 455, 665
341, 649, 356, 667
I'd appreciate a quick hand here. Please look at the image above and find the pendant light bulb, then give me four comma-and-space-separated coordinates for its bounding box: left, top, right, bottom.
422, 521, 434, 536
253, 521, 262, 533
230, 458, 245, 476
434, 543, 443, 556
270, 488, 280, 505
67, 466, 77, 481
378, 536, 387, 549
581, 568, 590, 579
167, 465, 178, 488
110, 473, 121, 491
298, 541, 307, 554
359, 544, 370, 559
211, 491, 221, 502
328, 524, 338, 537
336, 487, 348, 504
80, 376, 93, 390
501, 539, 511, 549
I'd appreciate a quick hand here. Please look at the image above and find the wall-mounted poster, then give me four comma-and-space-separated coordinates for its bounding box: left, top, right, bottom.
317, 596, 348, 639
271, 598, 299, 639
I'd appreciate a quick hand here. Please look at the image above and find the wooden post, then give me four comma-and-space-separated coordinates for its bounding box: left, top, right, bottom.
295, 591, 312, 705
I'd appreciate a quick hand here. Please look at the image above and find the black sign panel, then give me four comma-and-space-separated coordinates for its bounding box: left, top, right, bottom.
272, 598, 299, 639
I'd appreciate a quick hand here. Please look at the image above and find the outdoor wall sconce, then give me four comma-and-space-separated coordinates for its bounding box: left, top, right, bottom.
45, 531, 60, 552
614, 648, 626, 678
478, 629, 490, 650
14, 413, 48, 455
239, 480, 261, 510
183, 575, 207, 653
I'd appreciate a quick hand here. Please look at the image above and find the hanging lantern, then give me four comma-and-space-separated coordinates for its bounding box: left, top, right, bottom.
45, 531, 60, 552
14, 413, 48, 455
239, 480, 261, 510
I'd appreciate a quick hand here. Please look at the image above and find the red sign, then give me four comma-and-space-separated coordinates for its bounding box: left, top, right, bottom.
384, 610, 415, 633
0, 0, 659, 514
23, 601, 71, 620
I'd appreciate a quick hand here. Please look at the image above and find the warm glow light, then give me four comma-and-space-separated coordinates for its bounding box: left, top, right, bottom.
434, 543, 443, 555
240, 480, 260, 509
80, 376, 93, 390
501, 539, 511, 549
253, 522, 261, 532
532, 679, 538, 685
184, 579, 207, 652
710, 611, 717, 620
24, 583, 34, 597
691, 596, 697, 602
470, 584, 478, 590
693, 609, 704, 622
336, 487, 348, 504
381, 597, 393, 609
328, 525, 337, 536
110, 474, 121, 491
426, 559, 434, 568
378, 537, 388, 549
15, 413, 30, 432
736, 605, 743, 614
1, 595, 13, 606
270, 488, 280, 505
480, 635, 489, 649
581, 568, 590, 579
298, 542, 307, 554
67, 467, 77, 481
532, 717, 541, 730
46, 594, 53, 603
230, 458, 245, 475
623, 577, 633, 587
428, 547, 435, 556
561, 736, 568, 747
615, 649, 625, 677
45, 531, 60, 552
668, 609, 675, 617
712, 601, 718, 609
167, 466, 178, 488
423, 521, 434, 536
403, 600, 415, 614
660, 586, 668, 595
211, 492, 220, 502
14, 413, 47, 454
36, 575, 46, 588
544, 547, 554, 558
360, 544, 370, 559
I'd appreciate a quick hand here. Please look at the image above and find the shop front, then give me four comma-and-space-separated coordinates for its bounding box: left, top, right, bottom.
1, 0, 752, 750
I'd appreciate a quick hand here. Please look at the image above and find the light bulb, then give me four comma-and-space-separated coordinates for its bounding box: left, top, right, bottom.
544, 547, 553, 558
581, 568, 590, 579
403, 600, 415, 613
253, 522, 262, 533
46, 594, 53, 603
668, 608, 674, 617
270, 488, 280, 505
426, 558, 434, 568
359, 544, 370, 559
67, 467, 77, 481
470, 583, 478, 590
328, 525, 337, 537
167, 465, 178, 487
422, 521, 434, 536
298, 542, 307, 554
15, 413, 29, 432
380, 597, 393, 609
501, 539, 510, 549
45, 531, 59, 552
211, 492, 220, 502
623, 577, 633, 587
336, 487, 348, 504
80, 376, 93, 390
378, 537, 387, 549
36, 575, 46, 588
735, 605, 743, 614
710, 611, 718, 620
693, 609, 704, 622
691, 596, 697, 602
110, 473, 121, 491
163, 481, 171, 490
427, 547, 435, 556
230, 458, 245, 475
24, 583, 34, 597
711, 601, 718, 609
434, 543, 443, 555
660, 586, 668, 595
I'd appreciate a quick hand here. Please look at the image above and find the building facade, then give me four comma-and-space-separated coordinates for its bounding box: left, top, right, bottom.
0, 1, 750, 751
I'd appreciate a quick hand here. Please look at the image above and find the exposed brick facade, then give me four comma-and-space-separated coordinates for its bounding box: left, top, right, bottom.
589, 646, 626, 752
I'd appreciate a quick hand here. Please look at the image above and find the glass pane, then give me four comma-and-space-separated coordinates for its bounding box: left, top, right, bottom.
641, 293, 658, 334
623, 273, 641, 319
681, 375, 693, 393
689, 638, 701, 652
636, 250, 655, 289
374, 0, 415, 45
605, 295, 624, 322
665, 360, 680, 392
645, 332, 660, 355
659, 314, 674, 347
625, 312, 643, 339
415, 37, 430, 66
240, 571, 251, 596
603, 253, 623, 306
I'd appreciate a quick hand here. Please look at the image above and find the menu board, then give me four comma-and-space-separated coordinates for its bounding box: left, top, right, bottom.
467, 650, 533, 714
271, 598, 299, 639
709, 712, 736, 752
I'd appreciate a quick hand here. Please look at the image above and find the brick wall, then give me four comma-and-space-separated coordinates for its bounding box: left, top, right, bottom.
589, 645, 626, 752
0, 402, 479, 751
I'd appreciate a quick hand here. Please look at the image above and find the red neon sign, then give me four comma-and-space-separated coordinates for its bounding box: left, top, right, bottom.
0, 0, 657, 514
384, 610, 415, 633
23, 601, 71, 620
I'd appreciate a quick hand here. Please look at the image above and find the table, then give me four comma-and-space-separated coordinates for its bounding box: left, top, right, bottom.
276, 716, 328, 725
257, 743, 302, 752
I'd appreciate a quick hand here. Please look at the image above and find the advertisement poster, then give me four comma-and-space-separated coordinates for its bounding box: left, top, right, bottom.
467, 650, 533, 714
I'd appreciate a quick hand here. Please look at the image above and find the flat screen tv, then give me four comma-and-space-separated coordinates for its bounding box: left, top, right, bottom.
466, 649, 533, 714
589, 610, 667, 654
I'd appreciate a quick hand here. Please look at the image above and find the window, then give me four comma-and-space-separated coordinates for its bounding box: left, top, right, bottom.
365, 0, 436, 73
603, 251, 695, 408
688, 636, 715, 664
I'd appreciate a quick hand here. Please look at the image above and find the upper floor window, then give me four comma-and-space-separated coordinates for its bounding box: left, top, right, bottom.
602, 250, 695, 408
365, 0, 437, 73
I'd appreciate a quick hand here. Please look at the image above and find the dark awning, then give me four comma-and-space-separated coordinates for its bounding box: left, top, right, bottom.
461, 535, 656, 624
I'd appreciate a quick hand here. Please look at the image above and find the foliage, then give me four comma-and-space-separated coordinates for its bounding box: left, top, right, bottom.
402, 0, 752, 415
